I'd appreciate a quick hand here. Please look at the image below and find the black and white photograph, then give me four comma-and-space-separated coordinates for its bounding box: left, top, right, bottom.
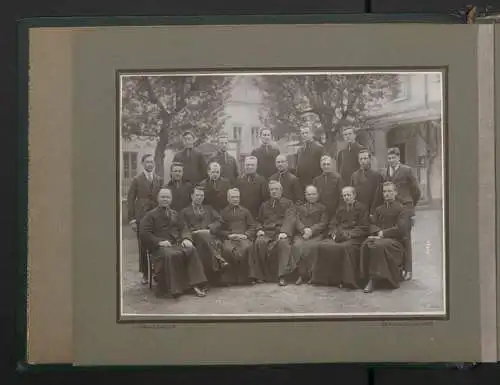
119, 70, 446, 319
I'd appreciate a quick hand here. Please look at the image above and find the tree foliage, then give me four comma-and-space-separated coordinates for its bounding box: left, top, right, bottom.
121, 75, 232, 174
254, 74, 400, 153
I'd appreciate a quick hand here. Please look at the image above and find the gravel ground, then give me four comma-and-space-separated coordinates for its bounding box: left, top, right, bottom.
121, 209, 444, 316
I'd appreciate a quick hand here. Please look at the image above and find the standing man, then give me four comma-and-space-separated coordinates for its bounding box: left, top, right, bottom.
172, 129, 207, 185
250, 180, 297, 284
217, 188, 257, 285
139, 188, 207, 299
382, 147, 421, 280
360, 182, 408, 293
198, 162, 232, 212
234, 156, 269, 220
208, 133, 239, 184
295, 126, 325, 196
336, 127, 365, 186
350, 149, 384, 216
251, 128, 280, 180
269, 155, 303, 205
312, 186, 369, 289
127, 153, 163, 285
180, 186, 229, 286
291, 185, 328, 286
166, 162, 193, 212
312, 155, 343, 219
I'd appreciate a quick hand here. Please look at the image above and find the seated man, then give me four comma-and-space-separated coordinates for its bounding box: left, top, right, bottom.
139, 188, 207, 299
360, 182, 409, 293
217, 188, 257, 285
180, 186, 229, 286
311, 186, 369, 289
291, 185, 328, 286
250, 180, 296, 284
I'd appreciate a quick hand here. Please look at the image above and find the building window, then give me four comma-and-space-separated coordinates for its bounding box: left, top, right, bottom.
390, 75, 410, 102
251, 126, 260, 146
233, 125, 242, 140
123, 151, 138, 179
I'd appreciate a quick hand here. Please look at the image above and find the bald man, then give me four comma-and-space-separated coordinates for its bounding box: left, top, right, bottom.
312, 186, 369, 289
269, 155, 303, 205
198, 161, 232, 212
217, 188, 257, 285
290, 185, 328, 286
234, 156, 269, 220
250, 180, 297, 284
139, 188, 207, 298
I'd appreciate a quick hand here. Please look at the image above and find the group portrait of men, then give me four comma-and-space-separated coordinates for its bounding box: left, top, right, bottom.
126, 124, 421, 301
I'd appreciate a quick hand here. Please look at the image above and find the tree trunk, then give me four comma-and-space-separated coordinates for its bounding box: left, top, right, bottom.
154, 122, 169, 179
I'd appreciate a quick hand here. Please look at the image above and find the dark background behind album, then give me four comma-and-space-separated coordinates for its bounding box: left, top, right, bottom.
3, 0, 500, 384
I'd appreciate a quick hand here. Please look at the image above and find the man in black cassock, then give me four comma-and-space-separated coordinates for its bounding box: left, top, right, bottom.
295, 126, 325, 195
336, 127, 365, 186
360, 182, 409, 293
311, 186, 369, 289
291, 185, 328, 286
217, 188, 257, 285
180, 186, 229, 286
208, 133, 239, 184
312, 155, 343, 218
269, 154, 303, 205
350, 149, 384, 216
250, 180, 297, 284
167, 162, 193, 212
198, 161, 232, 212
251, 128, 280, 180
234, 156, 269, 220
172, 129, 207, 185
139, 188, 207, 299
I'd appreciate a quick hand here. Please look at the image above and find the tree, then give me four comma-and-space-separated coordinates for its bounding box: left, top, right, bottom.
121, 75, 232, 176
254, 74, 399, 155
